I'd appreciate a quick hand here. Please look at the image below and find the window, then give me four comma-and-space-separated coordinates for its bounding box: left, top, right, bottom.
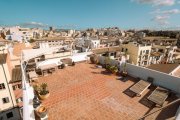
0, 83, 5, 90
146, 50, 149, 54
6, 112, 13, 119
121, 48, 124, 52
102, 53, 106, 56
110, 53, 114, 56
140, 50, 142, 55
18, 84, 22, 89
12, 86, 16, 90
2, 97, 9, 104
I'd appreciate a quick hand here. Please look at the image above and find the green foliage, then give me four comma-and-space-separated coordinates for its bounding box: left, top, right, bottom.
34, 83, 49, 95
106, 64, 111, 71
123, 63, 127, 72
39, 83, 49, 95
107, 65, 118, 73
110, 66, 118, 73
33, 85, 40, 93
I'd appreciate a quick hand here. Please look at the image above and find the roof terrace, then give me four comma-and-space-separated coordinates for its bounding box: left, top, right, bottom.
21, 47, 180, 120
34, 62, 179, 120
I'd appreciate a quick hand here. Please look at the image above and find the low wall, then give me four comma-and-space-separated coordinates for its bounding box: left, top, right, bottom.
71, 52, 92, 62
98, 56, 180, 94
36, 52, 93, 67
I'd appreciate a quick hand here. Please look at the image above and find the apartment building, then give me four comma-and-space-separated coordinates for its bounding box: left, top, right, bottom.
120, 42, 151, 66
92, 46, 130, 61
4, 26, 43, 42
150, 44, 179, 64
0, 50, 21, 120
84, 37, 100, 49
150, 45, 168, 64
100, 37, 119, 47
167, 46, 180, 63
36, 37, 74, 49
5, 26, 33, 42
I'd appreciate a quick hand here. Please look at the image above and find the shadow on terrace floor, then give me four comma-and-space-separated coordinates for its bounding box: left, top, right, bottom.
140, 92, 179, 120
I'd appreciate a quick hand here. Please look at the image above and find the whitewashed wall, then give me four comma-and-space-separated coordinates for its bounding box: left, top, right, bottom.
71, 52, 92, 62
98, 56, 180, 94
126, 63, 180, 94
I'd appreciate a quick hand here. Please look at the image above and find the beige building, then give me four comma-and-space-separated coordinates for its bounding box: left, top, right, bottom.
120, 42, 151, 66
0, 50, 21, 120
36, 37, 74, 49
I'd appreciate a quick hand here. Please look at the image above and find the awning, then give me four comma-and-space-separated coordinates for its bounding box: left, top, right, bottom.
10, 67, 22, 83
22, 46, 66, 62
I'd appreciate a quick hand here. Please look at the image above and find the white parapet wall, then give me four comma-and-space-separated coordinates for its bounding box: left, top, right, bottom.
71, 52, 92, 62
98, 56, 180, 94
126, 63, 180, 94
36, 52, 93, 68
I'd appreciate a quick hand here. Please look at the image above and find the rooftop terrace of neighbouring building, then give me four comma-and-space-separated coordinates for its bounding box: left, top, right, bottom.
35, 62, 179, 120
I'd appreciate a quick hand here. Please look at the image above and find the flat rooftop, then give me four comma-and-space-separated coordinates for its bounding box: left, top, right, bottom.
37, 62, 179, 120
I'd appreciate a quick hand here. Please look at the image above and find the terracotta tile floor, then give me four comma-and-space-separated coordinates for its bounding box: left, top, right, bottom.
38, 63, 179, 120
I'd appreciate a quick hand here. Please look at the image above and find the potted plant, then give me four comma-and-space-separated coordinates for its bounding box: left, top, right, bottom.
90, 54, 99, 64
109, 66, 113, 72
35, 105, 48, 118
61, 63, 65, 69
33, 83, 50, 100
109, 66, 118, 74
112, 66, 118, 74
122, 63, 128, 77
90, 54, 96, 64
72, 61, 75, 66
104, 56, 110, 68
106, 64, 111, 72
38, 83, 50, 100
33, 84, 40, 95
95, 58, 100, 65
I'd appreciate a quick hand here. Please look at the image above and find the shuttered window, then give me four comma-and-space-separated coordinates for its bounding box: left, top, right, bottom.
0, 83, 5, 90
2, 97, 9, 104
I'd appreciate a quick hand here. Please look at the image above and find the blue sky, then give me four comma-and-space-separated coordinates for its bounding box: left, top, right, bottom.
0, 0, 180, 29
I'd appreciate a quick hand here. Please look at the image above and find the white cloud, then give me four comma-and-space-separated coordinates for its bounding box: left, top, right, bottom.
152, 15, 170, 25
155, 15, 170, 20
132, 0, 179, 27
162, 9, 180, 14
133, 0, 175, 6
151, 9, 180, 14
20, 22, 48, 27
